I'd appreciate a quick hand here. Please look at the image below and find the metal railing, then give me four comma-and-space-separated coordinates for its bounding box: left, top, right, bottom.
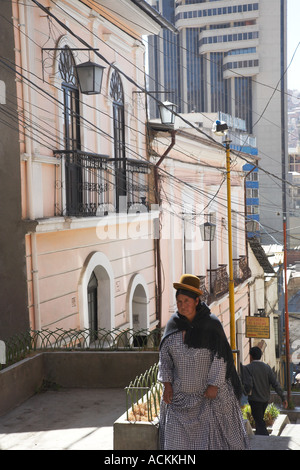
125, 362, 162, 422
0, 327, 162, 370
201, 257, 251, 304
208, 264, 229, 298
54, 150, 151, 217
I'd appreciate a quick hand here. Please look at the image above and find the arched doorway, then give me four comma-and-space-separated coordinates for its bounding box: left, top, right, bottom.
78, 252, 115, 334
132, 283, 148, 347
88, 271, 98, 340
127, 274, 149, 347
132, 284, 148, 331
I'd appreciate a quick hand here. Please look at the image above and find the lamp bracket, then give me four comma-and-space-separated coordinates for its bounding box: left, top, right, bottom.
41, 47, 99, 82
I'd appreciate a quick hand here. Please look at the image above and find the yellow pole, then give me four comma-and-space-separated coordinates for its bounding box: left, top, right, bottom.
225, 139, 236, 355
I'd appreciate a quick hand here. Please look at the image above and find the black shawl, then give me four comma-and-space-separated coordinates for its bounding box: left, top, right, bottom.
160, 301, 243, 400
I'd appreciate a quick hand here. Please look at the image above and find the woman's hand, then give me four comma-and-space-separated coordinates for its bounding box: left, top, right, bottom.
163, 382, 173, 404
204, 385, 219, 399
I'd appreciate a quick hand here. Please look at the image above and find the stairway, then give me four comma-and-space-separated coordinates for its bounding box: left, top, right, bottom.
249, 415, 300, 450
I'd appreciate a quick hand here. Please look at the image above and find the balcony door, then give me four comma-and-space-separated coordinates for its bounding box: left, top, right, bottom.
109, 70, 126, 211
63, 84, 82, 215
59, 46, 81, 215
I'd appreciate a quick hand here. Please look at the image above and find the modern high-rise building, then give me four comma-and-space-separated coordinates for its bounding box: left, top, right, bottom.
147, 0, 288, 245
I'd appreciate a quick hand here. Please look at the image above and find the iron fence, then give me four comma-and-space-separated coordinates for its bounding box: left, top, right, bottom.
125, 362, 162, 422
0, 327, 162, 370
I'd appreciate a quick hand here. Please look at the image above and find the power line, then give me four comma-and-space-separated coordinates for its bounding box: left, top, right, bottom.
1, 1, 298, 246
0, 54, 291, 219
29, 0, 300, 195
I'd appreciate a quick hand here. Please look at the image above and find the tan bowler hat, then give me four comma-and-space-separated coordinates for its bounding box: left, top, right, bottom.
173, 274, 203, 296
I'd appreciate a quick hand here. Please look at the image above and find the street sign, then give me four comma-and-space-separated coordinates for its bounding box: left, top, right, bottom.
245, 316, 270, 339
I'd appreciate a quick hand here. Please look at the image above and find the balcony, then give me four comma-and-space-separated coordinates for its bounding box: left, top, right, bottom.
198, 275, 209, 305
233, 255, 252, 285
208, 264, 229, 300
200, 257, 251, 305
198, 265, 229, 305
54, 150, 150, 217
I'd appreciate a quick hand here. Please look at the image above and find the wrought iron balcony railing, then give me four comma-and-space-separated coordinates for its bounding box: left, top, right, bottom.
208, 264, 229, 299
200, 256, 251, 305
198, 275, 210, 304
233, 255, 252, 285
54, 150, 150, 217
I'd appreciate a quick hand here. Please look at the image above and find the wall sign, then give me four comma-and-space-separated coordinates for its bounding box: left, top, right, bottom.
245, 316, 270, 339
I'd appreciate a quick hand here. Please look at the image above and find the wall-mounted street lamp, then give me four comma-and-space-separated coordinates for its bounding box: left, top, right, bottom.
200, 217, 216, 294
200, 220, 216, 242
158, 101, 177, 126
42, 47, 105, 95
75, 60, 105, 95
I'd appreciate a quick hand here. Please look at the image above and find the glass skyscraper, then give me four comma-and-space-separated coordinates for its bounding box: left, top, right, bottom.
148, 0, 259, 134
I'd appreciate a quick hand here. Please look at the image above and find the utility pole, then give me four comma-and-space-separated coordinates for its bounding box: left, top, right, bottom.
225, 138, 236, 355
283, 217, 291, 405
212, 121, 237, 361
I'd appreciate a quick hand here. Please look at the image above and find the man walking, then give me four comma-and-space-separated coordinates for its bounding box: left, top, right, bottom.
243, 346, 287, 435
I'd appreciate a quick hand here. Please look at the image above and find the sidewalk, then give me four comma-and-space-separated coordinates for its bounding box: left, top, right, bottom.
0, 388, 300, 450
0, 388, 125, 450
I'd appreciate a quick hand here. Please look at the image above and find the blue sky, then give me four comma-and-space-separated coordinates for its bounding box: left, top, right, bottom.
287, 0, 300, 90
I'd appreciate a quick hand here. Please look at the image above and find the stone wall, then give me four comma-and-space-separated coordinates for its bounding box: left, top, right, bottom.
0, 351, 159, 417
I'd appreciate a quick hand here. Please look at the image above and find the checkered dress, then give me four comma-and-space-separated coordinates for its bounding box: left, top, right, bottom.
158, 332, 250, 450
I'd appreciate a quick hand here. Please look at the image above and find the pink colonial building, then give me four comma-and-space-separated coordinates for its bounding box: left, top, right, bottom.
0, 0, 176, 340
1, 0, 255, 367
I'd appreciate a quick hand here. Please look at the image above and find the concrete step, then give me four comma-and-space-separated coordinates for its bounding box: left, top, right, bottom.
248, 414, 300, 450
249, 434, 300, 450
269, 413, 290, 436
280, 423, 300, 437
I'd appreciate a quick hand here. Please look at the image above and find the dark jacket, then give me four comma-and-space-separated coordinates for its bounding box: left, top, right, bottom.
243, 361, 285, 403
161, 303, 243, 400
